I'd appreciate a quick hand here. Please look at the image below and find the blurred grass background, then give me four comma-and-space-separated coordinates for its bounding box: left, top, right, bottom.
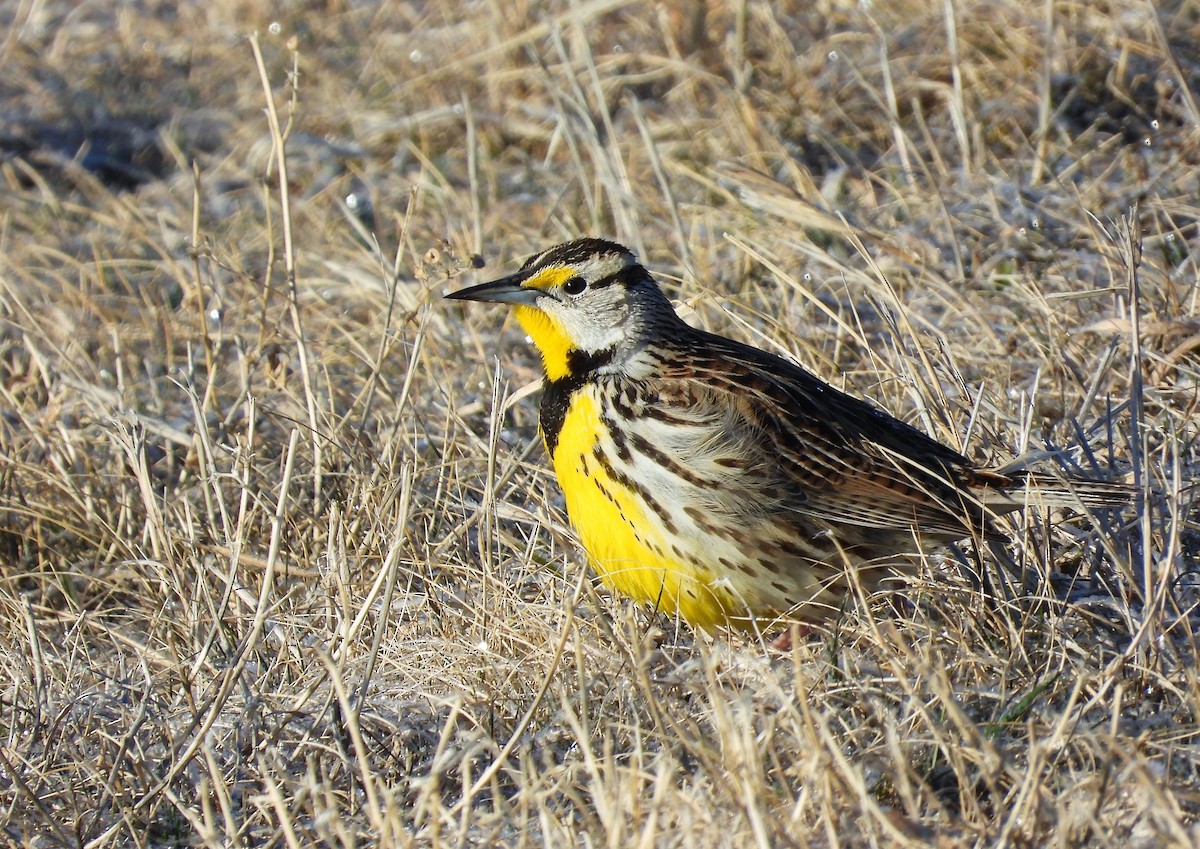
0, 0, 1198, 845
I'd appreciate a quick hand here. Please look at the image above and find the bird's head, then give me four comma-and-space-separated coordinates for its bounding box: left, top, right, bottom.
446, 238, 674, 381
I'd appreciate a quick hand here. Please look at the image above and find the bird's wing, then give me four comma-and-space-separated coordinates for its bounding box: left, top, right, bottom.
649, 332, 1000, 539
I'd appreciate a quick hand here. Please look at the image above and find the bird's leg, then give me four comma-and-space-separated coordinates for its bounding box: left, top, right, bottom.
768, 622, 812, 652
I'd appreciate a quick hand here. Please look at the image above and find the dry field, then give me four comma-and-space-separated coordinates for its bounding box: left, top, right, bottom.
1, 0, 1199, 846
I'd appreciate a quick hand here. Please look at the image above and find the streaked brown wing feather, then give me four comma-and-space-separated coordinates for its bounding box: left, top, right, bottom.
654, 328, 1007, 540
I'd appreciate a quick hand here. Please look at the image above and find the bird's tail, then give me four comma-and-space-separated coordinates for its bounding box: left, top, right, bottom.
1014, 473, 1138, 510
974, 469, 1137, 513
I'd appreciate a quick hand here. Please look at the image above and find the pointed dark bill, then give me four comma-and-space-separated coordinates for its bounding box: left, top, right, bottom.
445, 274, 540, 306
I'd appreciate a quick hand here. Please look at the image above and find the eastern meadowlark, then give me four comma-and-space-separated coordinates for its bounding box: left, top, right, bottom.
448, 238, 1125, 632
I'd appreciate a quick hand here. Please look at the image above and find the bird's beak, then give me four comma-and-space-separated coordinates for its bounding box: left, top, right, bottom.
445, 273, 541, 306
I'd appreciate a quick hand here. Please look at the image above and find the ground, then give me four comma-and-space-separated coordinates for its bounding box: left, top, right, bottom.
1, 1, 1199, 846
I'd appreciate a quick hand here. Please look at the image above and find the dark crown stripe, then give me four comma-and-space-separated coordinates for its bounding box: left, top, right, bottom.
518, 238, 634, 272
587, 269, 626, 290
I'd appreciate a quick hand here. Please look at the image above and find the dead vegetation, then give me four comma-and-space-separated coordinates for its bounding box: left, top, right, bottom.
1, 0, 1198, 846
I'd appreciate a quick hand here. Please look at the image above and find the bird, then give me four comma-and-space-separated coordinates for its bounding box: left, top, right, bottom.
446, 238, 1127, 634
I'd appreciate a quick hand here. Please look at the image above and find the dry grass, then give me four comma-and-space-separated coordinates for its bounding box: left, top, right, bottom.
1, 0, 1199, 846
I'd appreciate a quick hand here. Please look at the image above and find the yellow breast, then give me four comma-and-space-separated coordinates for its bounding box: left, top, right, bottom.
549, 388, 734, 630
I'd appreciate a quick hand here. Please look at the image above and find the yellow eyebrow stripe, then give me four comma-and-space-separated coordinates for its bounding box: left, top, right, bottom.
523, 267, 575, 291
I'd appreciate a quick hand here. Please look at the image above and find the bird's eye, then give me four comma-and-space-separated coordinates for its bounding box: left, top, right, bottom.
562, 276, 587, 296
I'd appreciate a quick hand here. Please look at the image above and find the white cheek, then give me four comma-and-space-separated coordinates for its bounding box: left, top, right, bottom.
566, 314, 622, 352
542, 292, 627, 354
